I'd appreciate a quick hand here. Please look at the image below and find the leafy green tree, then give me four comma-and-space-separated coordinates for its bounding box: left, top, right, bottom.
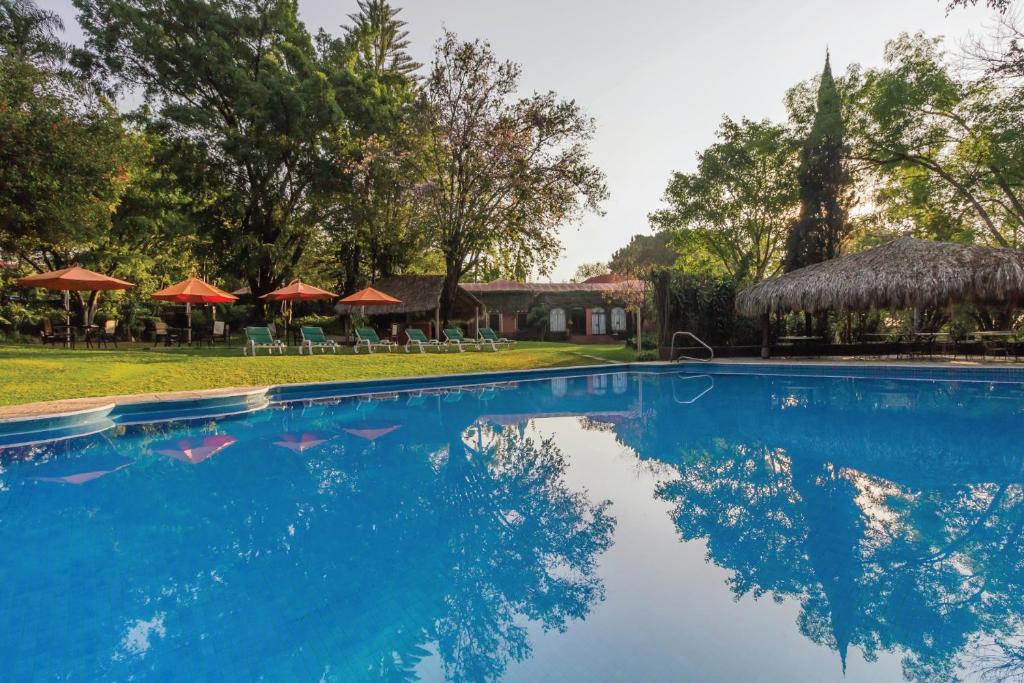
784, 52, 853, 272
416, 31, 607, 323
0, 54, 136, 320
315, 0, 427, 293
342, 0, 420, 78
571, 262, 609, 282
608, 232, 677, 273
651, 117, 798, 285
852, 34, 1024, 248
0, 0, 66, 64
74, 0, 345, 300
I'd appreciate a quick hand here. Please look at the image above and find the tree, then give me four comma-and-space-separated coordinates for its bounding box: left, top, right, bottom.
608, 232, 676, 273
416, 32, 607, 324
945, 0, 1011, 11
651, 117, 798, 285
74, 0, 346, 301
853, 33, 1024, 248
784, 52, 853, 273
572, 262, 609, 282
0, 0, 66, 65
342, 0, 420, 78
0, 51, 136, 322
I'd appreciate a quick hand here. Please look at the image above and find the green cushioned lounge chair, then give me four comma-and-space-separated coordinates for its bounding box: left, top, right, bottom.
478, 326, 515, 350
404, 328, 444, 353
354, 326, 397, 354
443, 327, 481, 352
244, 326, 286, 355
300, 326, 339, 355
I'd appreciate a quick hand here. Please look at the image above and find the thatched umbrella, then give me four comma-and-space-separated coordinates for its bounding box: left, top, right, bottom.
735, 237, 1024, 356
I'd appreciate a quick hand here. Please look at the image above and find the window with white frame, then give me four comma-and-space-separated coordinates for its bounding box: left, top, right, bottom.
611, 307, 627, 332
549, 308, 566, 332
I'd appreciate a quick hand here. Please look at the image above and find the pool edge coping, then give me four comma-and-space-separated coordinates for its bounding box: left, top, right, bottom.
4, 358, 1024, 447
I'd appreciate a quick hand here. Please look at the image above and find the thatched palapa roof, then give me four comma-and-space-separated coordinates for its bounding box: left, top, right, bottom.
735, 237, 1024, 316
334, 275, 482, 319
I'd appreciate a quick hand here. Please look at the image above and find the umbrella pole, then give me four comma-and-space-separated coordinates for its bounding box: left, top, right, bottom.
64, 290, 71, 349
187, 302, 192, 345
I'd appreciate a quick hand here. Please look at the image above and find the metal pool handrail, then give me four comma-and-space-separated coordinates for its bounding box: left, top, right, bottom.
670, 331, 714, 362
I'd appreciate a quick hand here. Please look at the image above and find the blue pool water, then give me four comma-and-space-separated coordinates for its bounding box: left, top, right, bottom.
2, 369, 1024, 681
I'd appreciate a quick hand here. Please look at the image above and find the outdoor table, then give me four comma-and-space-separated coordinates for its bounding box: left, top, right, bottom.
777, 336, 823, 357
54, 324, 98, 349
913, 332, 951, 357
972, 331, 1016, 359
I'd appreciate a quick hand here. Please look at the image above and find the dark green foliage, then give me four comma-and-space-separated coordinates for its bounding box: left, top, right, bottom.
74, 0, 346, 300
650, 268, 755, 348
608, 232, 676, 273
784, 53, 852, 272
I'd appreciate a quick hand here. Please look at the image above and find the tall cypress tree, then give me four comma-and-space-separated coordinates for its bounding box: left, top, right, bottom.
784, 52, 851, 273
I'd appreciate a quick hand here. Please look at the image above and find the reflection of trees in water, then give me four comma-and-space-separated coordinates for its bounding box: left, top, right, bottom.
654, 438, 1024, 682
0, 407, 614, 682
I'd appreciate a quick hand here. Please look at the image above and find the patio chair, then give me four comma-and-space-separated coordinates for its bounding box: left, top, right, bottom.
97, 319, 118, 349
243, 326, 287, 355
299, 326, 339, 355
478, 326, 515, 350
354, 326, 398, 354
40, 318, 62, 346
154, 321, 181, 347
443, 327, 481, 352
403, 328, 444, 353
203, 320, 230, 347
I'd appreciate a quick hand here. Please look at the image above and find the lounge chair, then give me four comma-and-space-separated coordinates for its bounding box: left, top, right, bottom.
300, 326, 339, 354
354, 326, 398, 354
244, 326, 287, 355
443, 327, 481, 352
478, 326, 515, 350
404, 328, 444, 353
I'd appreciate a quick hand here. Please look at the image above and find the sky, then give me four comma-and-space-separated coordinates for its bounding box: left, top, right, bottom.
42, 0, 999, 280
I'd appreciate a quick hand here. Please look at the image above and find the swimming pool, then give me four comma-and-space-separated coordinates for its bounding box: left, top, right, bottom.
2, 366, 1023, 681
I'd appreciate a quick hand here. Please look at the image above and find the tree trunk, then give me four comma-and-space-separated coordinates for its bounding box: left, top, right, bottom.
439, 262, 462, 328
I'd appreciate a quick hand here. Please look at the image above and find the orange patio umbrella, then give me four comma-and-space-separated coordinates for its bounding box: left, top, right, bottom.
337, 286, 402, 317
18, 266, 136, 348
151, 277, 237, 344
260, 279, 338, 324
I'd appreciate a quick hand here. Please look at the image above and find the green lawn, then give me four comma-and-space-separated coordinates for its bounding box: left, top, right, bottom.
0, 341, 636, 406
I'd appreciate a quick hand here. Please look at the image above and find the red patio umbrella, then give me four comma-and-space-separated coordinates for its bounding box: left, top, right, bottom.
18, 266, 136, 347
151, 277, 237, 344
261, 279, 338, 324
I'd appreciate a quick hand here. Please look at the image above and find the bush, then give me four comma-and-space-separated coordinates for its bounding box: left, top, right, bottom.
635, 350, 658, 362
293, 314, 344, 335
626, 335, 658, 351
650, 269, 756, 348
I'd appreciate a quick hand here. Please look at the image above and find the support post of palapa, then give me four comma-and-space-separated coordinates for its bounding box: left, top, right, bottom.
760, 313, 771, 359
